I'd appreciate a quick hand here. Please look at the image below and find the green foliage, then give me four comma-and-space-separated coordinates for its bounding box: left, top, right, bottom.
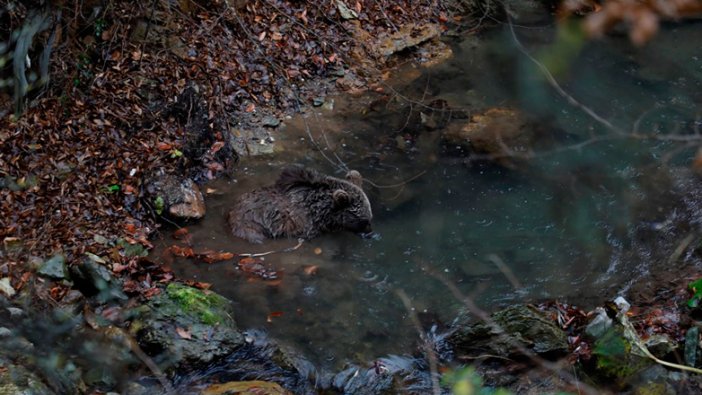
154, 196, 165, 215
687, 278, 702, 308
103, 184, 120, 193
169, 148, 183, 158
593, 328, 650, 378
536, 20, 586, 78
94, 19, 107, 38
441, 366, 511, 395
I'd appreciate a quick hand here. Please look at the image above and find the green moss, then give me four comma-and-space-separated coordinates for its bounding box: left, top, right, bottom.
166, 283, 228, 325
593, 328, 650, 379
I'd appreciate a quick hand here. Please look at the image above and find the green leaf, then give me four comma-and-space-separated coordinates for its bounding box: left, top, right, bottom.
104, 184, 120, 193
687, 278, 702, 308
154, 196, 165, 215
170, 149, 183, 158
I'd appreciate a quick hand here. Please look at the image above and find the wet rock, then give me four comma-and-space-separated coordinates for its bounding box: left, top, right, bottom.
591, 328, 651, 379
0, 360, 55, 395
447, 304, 568, 359
69, 258, 127, 303
132, 283, 245, 370
201, 380, 291, 395
178, 329, 318, 394
645, 334, 677, 359
629, 365, 672, 395
684, 326, 699, 367
229, 127, 276, 156
262, 115, 281, 128
585, 307, 613, 339
442, 107, 539, 167
146, 175, 206, 220
331, 355, 436, 395
37, 254, 68, 280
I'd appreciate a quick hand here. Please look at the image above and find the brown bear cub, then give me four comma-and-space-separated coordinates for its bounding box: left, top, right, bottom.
227, 166, 373, 244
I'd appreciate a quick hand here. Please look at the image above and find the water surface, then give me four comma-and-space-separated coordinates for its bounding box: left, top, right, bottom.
156, 22, 702, 369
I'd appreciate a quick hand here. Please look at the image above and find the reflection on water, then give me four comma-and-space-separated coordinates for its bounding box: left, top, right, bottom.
154, 22, 702, 368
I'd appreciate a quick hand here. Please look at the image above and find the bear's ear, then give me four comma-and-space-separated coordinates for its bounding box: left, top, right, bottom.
332, 189, 350, 208
276, 166, 321, 190
345, 170, 363, 187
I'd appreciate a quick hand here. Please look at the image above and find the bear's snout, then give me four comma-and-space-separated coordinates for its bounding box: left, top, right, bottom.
348, 220, 372, 234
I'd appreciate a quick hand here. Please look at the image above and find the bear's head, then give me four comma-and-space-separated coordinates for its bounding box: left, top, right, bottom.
331, 170, 373, 234
276, 166, 373, 235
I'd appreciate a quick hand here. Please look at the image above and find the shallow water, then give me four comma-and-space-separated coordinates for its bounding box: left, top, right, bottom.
155, 22, 702, 369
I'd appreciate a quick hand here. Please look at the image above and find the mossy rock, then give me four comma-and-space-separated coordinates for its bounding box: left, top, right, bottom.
165, 283, 229, 325
592, 328, 652, 380
132, 284, 245, 370
448, 304, 569, 359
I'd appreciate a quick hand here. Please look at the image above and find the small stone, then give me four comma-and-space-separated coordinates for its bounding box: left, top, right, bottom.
322, 99, 335, 111
585, 307, 613, 339
0, 327, 11, 337
7, 307, 23, 317
93, 234, 110, 245
613, 296, 631, 314
261, 115, 280, 127
38, 254, 68, 279
330, 68, 345, 77
312, 97, 325, 107
0, 278, 15, 297
85, 252, 106, 264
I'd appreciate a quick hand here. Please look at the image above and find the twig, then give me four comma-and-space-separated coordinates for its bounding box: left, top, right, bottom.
486, 253, 522, 290
238, 238, 305, 257
363, 170, 427, 189
396, 289, 441, 395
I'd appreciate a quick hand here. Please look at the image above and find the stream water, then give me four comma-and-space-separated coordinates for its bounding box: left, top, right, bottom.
155, 22, 702, 370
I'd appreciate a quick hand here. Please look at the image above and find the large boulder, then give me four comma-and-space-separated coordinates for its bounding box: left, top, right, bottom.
447, 304, 569, 359
131, 283, 245, 370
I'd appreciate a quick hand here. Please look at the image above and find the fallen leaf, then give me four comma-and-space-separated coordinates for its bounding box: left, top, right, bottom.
169, 245, 195, 257
267, 311, 284, 322
196, 250, 235, 263
173, 228, 190, 240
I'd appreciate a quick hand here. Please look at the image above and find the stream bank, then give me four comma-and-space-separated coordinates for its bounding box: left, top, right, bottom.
5, 0, 702, 394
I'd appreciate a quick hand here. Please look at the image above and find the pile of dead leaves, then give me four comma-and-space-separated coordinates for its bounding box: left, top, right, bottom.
0, 0, 443, 301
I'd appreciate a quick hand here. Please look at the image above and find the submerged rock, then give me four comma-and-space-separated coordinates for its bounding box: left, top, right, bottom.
229, 127, 276, 156
131, 283, 244, 370
146, 175, 206, 220
447, 304, 568, 359
442, 107, 540, 167
201, 380, 291, 395
331, 355, 439, 395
